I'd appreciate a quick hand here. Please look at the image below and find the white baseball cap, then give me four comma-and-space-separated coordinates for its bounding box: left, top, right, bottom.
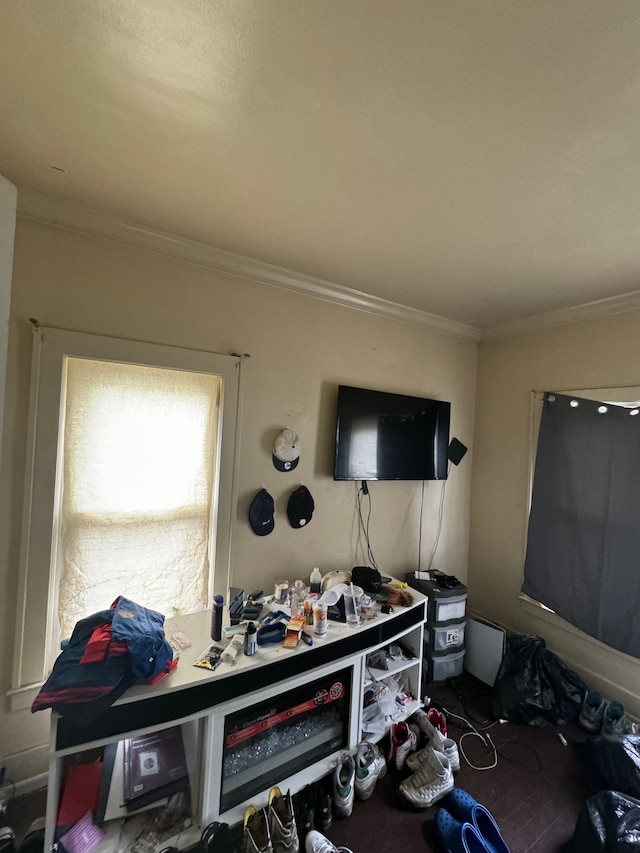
272, 428, 300, 472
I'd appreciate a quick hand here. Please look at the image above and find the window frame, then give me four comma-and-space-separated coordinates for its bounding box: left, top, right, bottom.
10, 326, 243, 709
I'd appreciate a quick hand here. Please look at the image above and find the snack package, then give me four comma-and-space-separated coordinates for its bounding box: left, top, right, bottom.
193, 645, 223, 671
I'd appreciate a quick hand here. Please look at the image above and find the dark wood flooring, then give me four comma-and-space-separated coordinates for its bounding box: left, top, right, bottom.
3, 673, 597, 853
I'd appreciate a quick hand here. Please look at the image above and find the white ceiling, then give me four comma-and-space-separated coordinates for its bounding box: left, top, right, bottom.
2, 1, 640, 335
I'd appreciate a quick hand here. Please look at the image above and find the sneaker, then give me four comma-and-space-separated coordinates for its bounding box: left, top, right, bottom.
304, 831, 353, 853
408, 713, 460, 772
333, 753, 355, 818
398, 748, 453, 809
315, 782, 333, 832
293, 785, 315, 838
244, 806, 274, 853
427, 707, 447, 736
602, 700, 634, 735
388, 721, 418, 770
354, 741, 386, 800
201, 821, 233, 853
579, 689, 606, 733
268, 787, 300, 853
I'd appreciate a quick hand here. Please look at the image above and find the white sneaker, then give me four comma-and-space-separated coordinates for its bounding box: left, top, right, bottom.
304, 831, 353, 853
409, 710, 460, 771
354, 741, 386, 800
333, 752, 355, 818
398, 748, 453, 809
388, 720, 418, 770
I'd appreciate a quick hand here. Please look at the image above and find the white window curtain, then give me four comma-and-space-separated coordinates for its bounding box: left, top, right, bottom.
11, 327, 241, 701
57, 357, 222, 639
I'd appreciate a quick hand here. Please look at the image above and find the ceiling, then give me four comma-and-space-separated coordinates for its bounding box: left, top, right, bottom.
2, 1, 640, 335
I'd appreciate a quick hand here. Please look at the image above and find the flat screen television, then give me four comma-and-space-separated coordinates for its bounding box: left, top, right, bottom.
333, 385, 451, 481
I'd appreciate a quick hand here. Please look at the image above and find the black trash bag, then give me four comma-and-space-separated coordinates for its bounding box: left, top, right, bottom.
492, 633, 587, 726
562, 790, 640, 852
579, 735, 640, 799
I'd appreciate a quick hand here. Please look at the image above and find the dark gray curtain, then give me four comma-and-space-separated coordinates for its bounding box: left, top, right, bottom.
523, 391, 640, 657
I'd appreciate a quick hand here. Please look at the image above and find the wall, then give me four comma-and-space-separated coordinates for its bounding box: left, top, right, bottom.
0, 215, 477, 781
0, 175, 16, 453
470, 310, 640, 716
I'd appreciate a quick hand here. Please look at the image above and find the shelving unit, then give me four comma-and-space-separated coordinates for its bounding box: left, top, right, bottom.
45, 589, 426, 850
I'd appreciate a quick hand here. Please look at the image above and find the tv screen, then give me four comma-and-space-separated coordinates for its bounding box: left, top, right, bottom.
333, 385, 451, 481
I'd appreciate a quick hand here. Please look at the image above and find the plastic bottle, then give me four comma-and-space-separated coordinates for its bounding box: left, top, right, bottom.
210, 594, 224, 641
244, 622, 257, 656
310, 567, 322, 595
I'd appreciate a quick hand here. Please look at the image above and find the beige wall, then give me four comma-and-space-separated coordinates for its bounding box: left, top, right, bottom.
470, 311, 640, 716
0, 216, 477, 781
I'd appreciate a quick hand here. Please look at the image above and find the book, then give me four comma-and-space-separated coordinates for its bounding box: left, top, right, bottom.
95, 741, 168, 826
122, 727, 189, 812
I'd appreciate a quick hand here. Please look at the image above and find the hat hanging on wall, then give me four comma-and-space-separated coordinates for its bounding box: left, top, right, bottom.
272, 428, 300, 472
287, 484, 315, 528
249, 488, 275, 536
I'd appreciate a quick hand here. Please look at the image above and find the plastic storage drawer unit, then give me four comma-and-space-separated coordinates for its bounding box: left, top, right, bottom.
426, 620, 466, 653
427, 649, 465, 683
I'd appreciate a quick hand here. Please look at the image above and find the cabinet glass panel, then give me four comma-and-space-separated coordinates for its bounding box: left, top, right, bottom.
221, 668, 352, 811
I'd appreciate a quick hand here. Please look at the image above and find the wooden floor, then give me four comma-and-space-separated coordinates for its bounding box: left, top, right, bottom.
4, 673, 596, 853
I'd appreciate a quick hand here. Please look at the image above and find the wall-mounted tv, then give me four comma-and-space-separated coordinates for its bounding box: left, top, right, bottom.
333, 385, 451, 481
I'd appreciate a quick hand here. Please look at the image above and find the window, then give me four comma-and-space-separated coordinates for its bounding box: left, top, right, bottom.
523, 387, 640, 657
11, 327, 242, 704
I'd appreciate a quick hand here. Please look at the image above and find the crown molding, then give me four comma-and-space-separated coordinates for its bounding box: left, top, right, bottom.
16, 189, 480, 342
482, 290, 640, 341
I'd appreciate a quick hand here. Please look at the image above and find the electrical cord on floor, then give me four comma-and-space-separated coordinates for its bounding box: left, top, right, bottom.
440, 704, 498, 771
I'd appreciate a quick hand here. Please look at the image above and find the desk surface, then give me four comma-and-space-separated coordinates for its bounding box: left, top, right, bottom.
54, 585, 426, 751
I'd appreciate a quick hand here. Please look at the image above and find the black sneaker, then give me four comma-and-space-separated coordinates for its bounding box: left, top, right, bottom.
201, 821, 233, 853
315, 784, 332, 832
293, 785, 315, 839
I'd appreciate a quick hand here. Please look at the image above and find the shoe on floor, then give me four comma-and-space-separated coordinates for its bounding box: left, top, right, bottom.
315, 783, 333, 832
398, 748, 453, 809
201, 820, 233, 853
408, 713, 460, 772
601, 700, 634, 736
427, 707, 448, 737
333, 752, 356, 818
435, 808, 491, 853
304, 831, 353, 853
268, 786, 300, 853
244, 806, 274, 853
444, 788, 510, 853
354, 740, 386, 800
579, 689, 606, 734
389, 721, 418, 770
294, 785, 315, 839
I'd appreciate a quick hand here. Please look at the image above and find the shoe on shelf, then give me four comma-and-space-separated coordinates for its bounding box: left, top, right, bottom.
601, 700, 635, 736
579, 689, 607, 734
333, 752, 356, 818
435, 808, 491, 853
354, 741, 386, 800
244, 805, 274, 853
407, 714, 460, 773
389, 720, 418, 770
444, 788, 510, 853
304, 830, 353, 853
268, 786, 301, 853
398, 748, 453, 809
